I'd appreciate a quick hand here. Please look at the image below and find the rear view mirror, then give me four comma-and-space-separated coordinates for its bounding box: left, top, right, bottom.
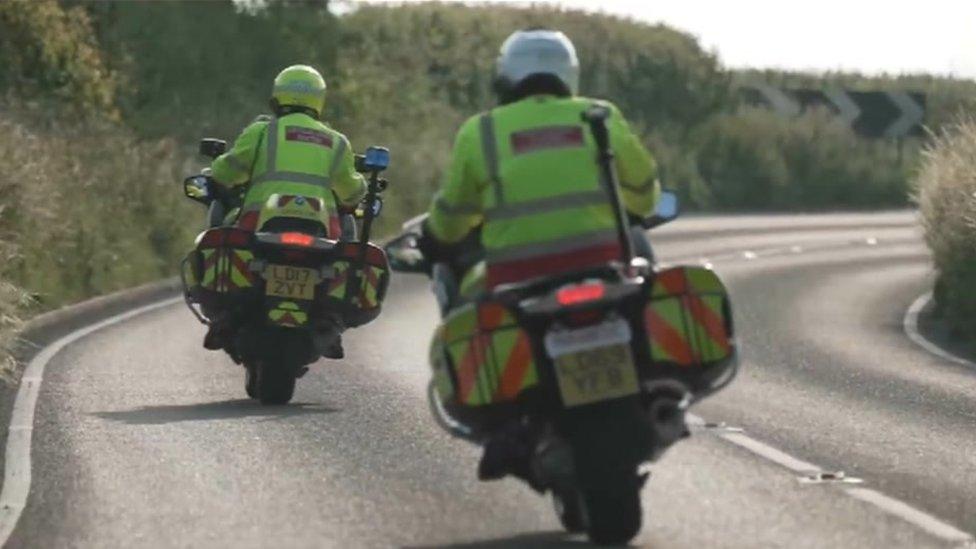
643, 189, 680, 229
183, 175, 212, 205
199, 138, 227, 159
384, 233, 429, 274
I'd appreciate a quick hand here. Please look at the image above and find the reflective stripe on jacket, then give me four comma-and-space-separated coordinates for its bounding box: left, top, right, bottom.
428, 95, 659, 287
211, 113, 366, 233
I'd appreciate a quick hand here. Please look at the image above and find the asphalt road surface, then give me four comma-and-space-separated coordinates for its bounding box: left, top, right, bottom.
6, 211, 976, 548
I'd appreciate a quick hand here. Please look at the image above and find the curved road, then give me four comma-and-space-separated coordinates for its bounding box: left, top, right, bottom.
6, 211, 976, 548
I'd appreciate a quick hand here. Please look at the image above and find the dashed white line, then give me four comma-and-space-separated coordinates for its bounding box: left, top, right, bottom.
846, 487, 974, 545
903, 292, 976, 368
719, 431, 820, 474
0, 297, 181, 545
689, 414, 974, 545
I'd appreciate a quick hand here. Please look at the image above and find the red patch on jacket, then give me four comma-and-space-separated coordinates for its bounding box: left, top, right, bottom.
486, 242, 622, 288
285, 127, 334, 148
510, 126, 584, 155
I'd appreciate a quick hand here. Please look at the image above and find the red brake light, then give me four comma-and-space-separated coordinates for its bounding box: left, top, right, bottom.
280, 232, 315, 247
556, 282, 606, 306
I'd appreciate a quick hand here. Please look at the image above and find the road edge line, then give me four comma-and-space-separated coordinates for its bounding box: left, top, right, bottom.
0, 297, 182, 545
903, 292, 976, 368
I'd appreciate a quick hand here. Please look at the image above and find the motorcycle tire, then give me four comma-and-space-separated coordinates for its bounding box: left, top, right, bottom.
244, 363, 258, 399
256, 359, 296, 405
552, 487, 585, 533
581, 472, 642, 546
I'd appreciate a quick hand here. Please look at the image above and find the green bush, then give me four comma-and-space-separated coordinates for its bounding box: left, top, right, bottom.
694, 108, 909, 210
0, 0, 117, 116
87, 0, 340, 140
916, 117, 976, 341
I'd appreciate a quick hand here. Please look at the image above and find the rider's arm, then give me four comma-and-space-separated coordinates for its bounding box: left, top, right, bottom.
608, 103, 660, 218
427, 117, 485, 243
210, 117, 270, 189
331, 134, 367, 208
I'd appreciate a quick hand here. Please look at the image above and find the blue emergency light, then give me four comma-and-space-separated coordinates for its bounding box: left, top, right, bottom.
364, 146, 390, 172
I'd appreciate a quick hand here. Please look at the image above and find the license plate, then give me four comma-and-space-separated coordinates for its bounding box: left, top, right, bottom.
544, 318, 632, 357
554, 343, 639, 407
264, 264, 318, 300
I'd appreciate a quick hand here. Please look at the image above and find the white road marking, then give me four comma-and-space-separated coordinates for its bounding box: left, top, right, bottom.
0, 297, 181, 545
742, 250, 757, 260
846, 488, 975, 545
719, 432, 820, 475
688, 414, 974, 545
903, 292, 976, 368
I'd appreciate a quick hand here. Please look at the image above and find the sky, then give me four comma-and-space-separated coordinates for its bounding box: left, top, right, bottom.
350, 0, 976, 79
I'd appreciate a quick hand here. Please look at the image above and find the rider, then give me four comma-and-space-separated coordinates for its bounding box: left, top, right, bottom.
205, 64, 367, 357
419, 29, 661, 482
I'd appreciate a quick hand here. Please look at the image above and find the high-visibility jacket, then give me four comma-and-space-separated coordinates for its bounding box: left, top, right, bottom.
211, 112, 366, 236
427, 95, 659, 288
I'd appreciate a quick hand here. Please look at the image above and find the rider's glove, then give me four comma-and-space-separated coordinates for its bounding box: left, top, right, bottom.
416, 220, 443, 263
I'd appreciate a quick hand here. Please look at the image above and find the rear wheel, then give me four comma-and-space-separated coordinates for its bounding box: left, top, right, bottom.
256, 359, 296, 405
560, 400, 648, 545
244, 363, 258, 399
552, 487, 585, 533
581, 472, 642, 545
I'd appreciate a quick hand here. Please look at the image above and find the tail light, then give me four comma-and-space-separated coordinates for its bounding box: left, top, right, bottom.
556, 281, 606, 306
280, 232, 315, 247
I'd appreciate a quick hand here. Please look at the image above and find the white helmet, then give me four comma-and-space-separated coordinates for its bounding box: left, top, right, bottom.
495, 29, 580, 98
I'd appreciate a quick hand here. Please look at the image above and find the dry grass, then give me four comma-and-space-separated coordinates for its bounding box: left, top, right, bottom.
0, 108, 199, 376
0, 280, 30, 380
916, 116, 976, 340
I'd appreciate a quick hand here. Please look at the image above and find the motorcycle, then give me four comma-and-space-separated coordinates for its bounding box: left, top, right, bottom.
180, 138, 393, 404
384, 107, 738, 544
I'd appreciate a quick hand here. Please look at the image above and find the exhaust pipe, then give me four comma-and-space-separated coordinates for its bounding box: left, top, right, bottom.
647, 396, 690, 446
642, 381, 692, 456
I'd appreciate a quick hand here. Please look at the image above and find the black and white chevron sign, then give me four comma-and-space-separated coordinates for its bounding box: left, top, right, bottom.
741, 85, 926, 139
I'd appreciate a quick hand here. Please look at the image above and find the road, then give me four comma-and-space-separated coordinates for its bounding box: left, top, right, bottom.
6, 211, 976, 548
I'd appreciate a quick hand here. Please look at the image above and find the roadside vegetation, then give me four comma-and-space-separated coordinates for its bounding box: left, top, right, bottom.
0, 0, 974, 371
916, 118, 976, 343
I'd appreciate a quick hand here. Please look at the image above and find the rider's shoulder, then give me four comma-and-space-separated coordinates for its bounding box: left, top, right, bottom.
240, 114, 272, 134
572, 96, 623, 115
456, 111, 488, 139
314, 119, 346, 136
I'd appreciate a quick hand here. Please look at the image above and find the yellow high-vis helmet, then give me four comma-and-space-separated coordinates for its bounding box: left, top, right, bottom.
271, 65, 327, 117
